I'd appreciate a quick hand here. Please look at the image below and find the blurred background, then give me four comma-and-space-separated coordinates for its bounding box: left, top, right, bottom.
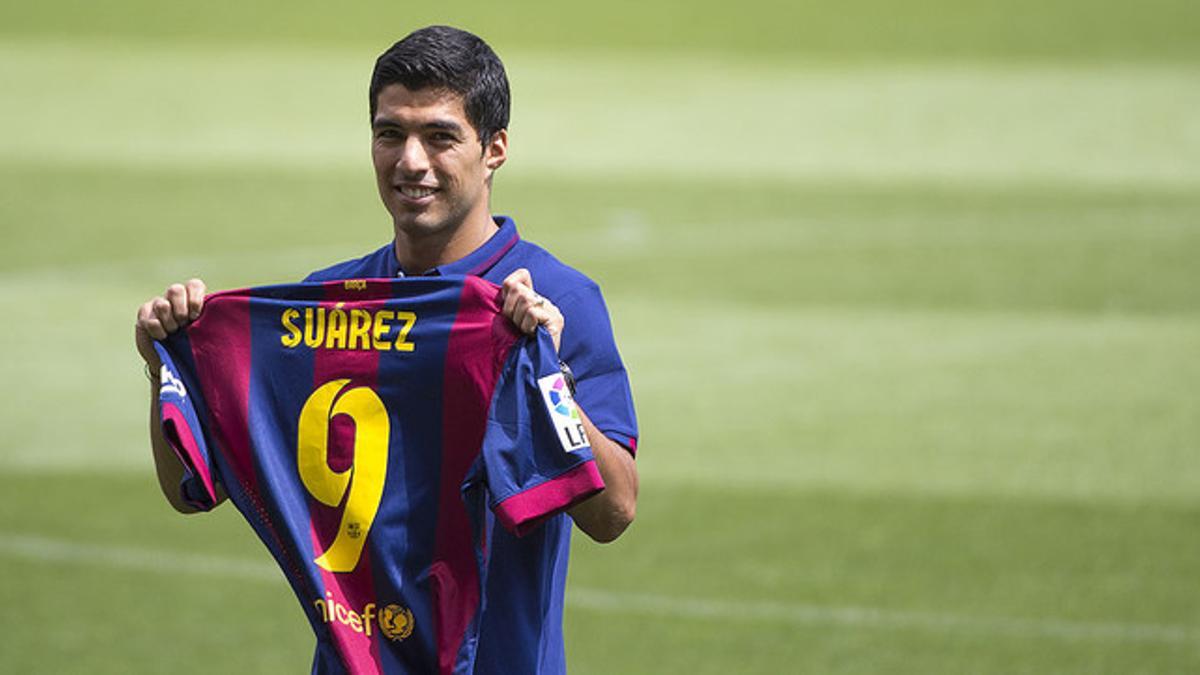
1, 1, 1198, 672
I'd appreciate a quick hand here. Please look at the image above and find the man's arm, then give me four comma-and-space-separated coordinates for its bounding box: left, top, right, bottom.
567, 408, 638, 542
501, 269, 639, 543
136, 279, 227, 513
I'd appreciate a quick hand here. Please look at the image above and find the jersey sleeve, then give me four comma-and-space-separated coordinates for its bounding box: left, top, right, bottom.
557, 283, 640, 455
481, 328, 606, 537
153, 341, 222, 511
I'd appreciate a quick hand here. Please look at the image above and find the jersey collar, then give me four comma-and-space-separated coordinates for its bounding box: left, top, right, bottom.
392, 216, 520, 278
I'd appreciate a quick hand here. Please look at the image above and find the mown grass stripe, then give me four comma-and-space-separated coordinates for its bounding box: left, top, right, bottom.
3, 40, 1199, 186
3, 533, 1193, 645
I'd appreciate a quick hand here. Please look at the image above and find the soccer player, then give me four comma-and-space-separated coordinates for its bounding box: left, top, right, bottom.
133, 25, 638, 674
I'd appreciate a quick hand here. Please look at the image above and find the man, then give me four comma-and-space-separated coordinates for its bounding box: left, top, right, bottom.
134, 25, 638, 674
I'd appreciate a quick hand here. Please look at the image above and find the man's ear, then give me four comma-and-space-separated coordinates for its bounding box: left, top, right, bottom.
484, 128, 508, 174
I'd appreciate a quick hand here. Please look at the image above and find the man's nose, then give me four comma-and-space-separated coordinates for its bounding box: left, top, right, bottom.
397, 137, 430, 175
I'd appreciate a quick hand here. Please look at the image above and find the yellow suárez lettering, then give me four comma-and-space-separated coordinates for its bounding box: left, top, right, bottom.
281, 308, 302, 347
303, 307, 325, 348
326, 303, 348, 350
372, 310, 394, 351
394, 311, 416, 352
279, 306, 417, 352
348, 309, 372, 350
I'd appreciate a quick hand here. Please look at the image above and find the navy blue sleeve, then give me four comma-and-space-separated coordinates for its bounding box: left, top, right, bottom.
153, 341, 222, 511
556, 283, 640, 454
481, 329, 606, 536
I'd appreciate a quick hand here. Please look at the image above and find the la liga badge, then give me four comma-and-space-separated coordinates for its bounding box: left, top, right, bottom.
537, 373, 589, 452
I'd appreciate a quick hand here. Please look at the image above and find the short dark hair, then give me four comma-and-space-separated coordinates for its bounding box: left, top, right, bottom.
369, 26, 510, 145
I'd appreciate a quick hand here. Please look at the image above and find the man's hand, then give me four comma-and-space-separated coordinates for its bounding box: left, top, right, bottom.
500, 268, 638, 542
137, 278, 219, 514
500, 268, 563, 352
136, 279, 207, 368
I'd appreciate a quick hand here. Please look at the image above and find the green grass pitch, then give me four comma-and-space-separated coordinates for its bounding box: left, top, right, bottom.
1, 2, 1198, 673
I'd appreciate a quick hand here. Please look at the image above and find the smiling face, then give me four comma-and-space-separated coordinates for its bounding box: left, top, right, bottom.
371, 84, 507, 261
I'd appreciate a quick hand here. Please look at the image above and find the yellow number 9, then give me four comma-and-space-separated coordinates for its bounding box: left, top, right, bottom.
296, 379, 389, 573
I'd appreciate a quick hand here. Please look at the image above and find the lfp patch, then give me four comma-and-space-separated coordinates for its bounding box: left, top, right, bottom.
160, 363, 188, 399
537, 373, 589, 452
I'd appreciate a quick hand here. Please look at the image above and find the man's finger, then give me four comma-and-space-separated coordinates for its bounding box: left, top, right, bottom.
510, 292, 550, 334
143, 319, 167, 341
138, 302, 169, 341
502, 268, 533, 290
164, 284, 190, 324
509, 301, 530, 334
527, 305, 562, 332
501, 269, 533, 312
185, 278, 207, 319
153, 297, 179, 333
521, 311, 539, 335
499, 269, 562, 350
503, 287, 521, 318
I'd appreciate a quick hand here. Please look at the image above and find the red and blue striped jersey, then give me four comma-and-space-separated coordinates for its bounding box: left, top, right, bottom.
154, 276, 604, 675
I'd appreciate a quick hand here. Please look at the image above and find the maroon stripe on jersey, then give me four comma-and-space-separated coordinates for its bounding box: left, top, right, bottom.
308, 295, 385, 675
186, 293, 312, 597
433, 277, 519, 674
188, 294, 257, 492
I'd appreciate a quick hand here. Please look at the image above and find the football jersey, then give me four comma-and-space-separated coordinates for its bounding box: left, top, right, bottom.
154, 276, 604, 675
304, 216, 640, 456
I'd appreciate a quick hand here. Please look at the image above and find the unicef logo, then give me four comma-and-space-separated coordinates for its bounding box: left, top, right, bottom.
379, 604, 415, 642
546, 376, 579, 420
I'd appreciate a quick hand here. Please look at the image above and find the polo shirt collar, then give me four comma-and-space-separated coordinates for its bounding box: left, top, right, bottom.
392, 215, 520, 278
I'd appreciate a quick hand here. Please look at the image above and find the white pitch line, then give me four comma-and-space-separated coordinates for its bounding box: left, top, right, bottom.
0, 533, 279, 583
1, 533, 1194, 645
565, 588, 1198, 645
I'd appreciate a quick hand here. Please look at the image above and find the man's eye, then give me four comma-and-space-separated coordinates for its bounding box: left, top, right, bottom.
431, 132, 456, 143
376, 129, 400, 139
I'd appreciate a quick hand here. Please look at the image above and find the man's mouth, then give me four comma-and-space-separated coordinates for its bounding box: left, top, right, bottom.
396, 185, 437, 199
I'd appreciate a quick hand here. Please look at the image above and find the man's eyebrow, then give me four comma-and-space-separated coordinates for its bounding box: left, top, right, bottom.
371, 117, 465, 134
423, 119, 465, 134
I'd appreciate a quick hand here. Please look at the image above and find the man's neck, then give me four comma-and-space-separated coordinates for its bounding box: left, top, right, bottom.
393, 213, 499, 275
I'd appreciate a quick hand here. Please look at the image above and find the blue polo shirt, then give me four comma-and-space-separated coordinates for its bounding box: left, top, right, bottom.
304, 215, 639, 454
